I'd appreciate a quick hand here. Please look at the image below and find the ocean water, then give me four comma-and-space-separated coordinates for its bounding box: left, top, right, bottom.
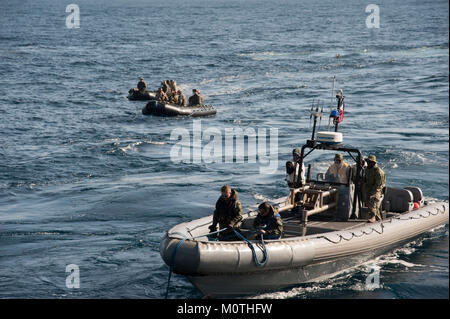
0, 0, 448, 299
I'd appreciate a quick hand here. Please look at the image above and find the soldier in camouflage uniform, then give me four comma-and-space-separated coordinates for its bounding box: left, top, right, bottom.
209, 185, 243, 241
253, 202, 283, 240
169, 80, 177, 94
155, 87, 167, 103
363, 155, 386, 223
137, 77, 147, 93
188, 89, 203, 106
177, 90, 187, 107
161, 80, 170, 96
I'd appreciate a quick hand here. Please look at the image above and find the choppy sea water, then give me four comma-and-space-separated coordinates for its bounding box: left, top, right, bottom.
0, 0, 448, 299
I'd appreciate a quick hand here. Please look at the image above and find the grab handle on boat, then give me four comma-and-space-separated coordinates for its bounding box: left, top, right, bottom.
233, 229, 268, 268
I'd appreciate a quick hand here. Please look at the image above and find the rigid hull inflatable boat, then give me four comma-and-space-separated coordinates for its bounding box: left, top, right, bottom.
160, 135, 449, 297
159, 89, 449, 298
160, 199, 447, 297
142, 100, 217, 117
127, 89, 157, 101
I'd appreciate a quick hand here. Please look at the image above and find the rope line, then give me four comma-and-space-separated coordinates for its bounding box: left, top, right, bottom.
318, 223, 385, 244
233, 229, 268, 268
319, 206, 446, 244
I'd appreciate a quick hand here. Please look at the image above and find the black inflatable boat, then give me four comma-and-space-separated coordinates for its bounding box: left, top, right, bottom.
142, 100, 217, 117
127, 89, 157, 101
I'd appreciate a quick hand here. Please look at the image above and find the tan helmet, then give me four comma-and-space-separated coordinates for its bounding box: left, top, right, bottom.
334, 153, 343, 161
366, 155, 377, 163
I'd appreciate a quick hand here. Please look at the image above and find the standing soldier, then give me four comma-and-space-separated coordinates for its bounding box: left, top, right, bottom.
286, 148, 305, 188
208, 185, 243, 241
363, 155, 386, 223
325, 153, 350, 184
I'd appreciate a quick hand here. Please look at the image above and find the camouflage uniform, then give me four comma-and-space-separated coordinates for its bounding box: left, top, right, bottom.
178, 93, 187, 107
165, 87, 173, 98
156, 91, 167, 103
137, 80, 147, 93
188, 94, 203, 106
169, 81, 177, 94
253, 206, 283, 239
363, 164, 385, 220
211, 189, 243, 240
169, 94, 178, 104
161, 81, 171, 96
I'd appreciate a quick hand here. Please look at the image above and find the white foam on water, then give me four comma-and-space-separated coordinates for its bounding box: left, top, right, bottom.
252, 193, 272, 202
119, 141, 142, 153
347, 282, 386, 292
385, 150, 442, 168
115, 140, 166, 153
250, 283, 336, 299
144, 140, 165, 145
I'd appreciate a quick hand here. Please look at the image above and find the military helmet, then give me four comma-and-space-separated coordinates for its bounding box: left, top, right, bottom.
292, 148, 301, 157
365, 155, 377, 163
334, 153, 343, 160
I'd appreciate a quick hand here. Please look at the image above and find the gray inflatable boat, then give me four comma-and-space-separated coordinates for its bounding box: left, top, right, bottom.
160, 198, 448, 297
127, 89, 157, 101
160, 116, 449, 297
142, 100, 217, 117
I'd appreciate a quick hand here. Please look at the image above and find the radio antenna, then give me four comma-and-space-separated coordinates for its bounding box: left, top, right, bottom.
327, 75, 336, 131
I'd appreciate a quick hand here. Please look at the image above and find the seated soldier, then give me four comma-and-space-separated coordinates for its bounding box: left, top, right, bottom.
161, 81, 170, 95
325, 153, 349, 184
169, 80, 177, 93
188, 89, 203, 106
208, 185, 243, 241
252, 202, 283, 240
137, 77, 147, 93
177, 90, 187, 107
169, 91, 178, 104
155, 87, 167, 103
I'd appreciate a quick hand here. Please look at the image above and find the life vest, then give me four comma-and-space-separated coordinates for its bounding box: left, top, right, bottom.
326, 162, 349, 184
286, 161, 305, 185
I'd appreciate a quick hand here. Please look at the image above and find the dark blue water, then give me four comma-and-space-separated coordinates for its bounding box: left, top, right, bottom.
0, 0, 448, 299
